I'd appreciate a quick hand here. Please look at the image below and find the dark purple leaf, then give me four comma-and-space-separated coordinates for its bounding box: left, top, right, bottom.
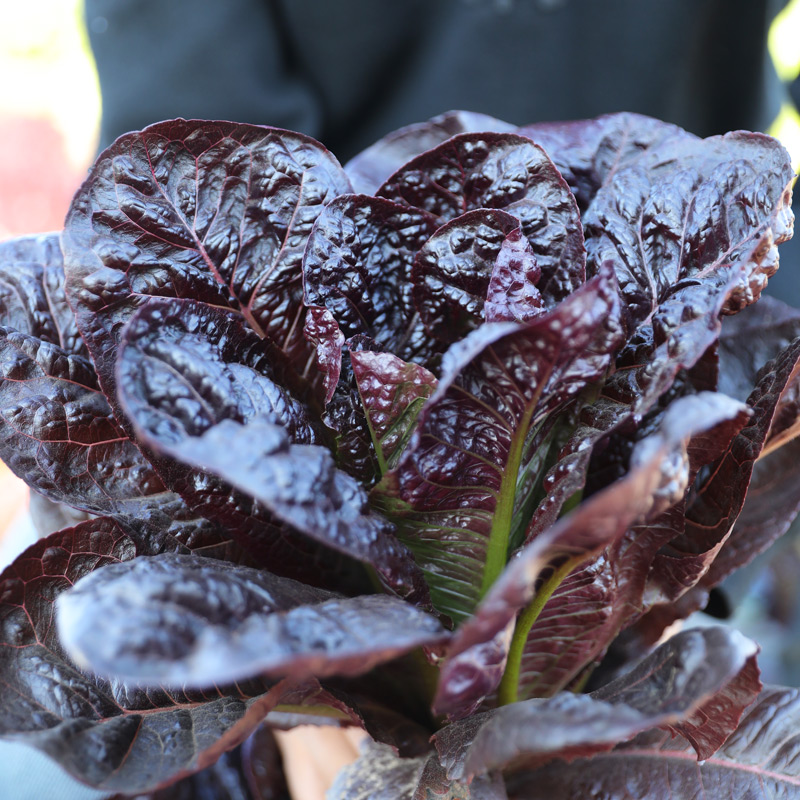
302, 194, 438, 362
328, 741, 507, 800
584, 131, 795, 330
411, 209, 538, 343
718, 295, 800, 402
116, 298, 318, 449
523, 264, 752, 546
377, 132, 585, 304
123, 402, 427, 602
517, 112, 695, 212
441, 627, 758, 780
0, 325, 178, 523
484, 228, 544, 322
434, 392, 749, 717
376, 270, 622, 623
505, 686, 800, 800
115, 297, 374, 591
648, 336, 800, 602
350, 350, 437, 473
303, 305, 345, 405
0, 232, 87, 359
701, 438, 800, 592
57, 553, 447, 687
323, 374, 383, 485
62, 119, 352, 398
0, 518, 286, 793
125, 725, 289, 800
345, 110, 515, 195
508, 389, 752, 704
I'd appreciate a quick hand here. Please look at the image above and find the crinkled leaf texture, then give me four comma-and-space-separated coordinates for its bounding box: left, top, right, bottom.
434, 391, 750, 718
0, 518, 285, 794
62, 119, 352, 400
504, 686, 800, 800
56, 552, 447, 687
328, 741, 507, 800
0, 234, 166, 517
376, 268, 623, 622
344, 110, 515, 194
0, 111, 796, 799
450, 626, 760, 779
377, 131, 586, 304
115, 296, 417, 596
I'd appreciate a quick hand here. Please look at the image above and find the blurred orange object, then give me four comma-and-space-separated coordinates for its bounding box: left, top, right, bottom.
0, 113, 84, 238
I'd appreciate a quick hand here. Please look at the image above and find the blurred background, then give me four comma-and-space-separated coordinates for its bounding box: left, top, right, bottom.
0, 1, 799, 797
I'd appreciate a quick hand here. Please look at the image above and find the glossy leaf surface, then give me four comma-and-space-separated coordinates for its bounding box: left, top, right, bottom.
0, 232, 87, 359
351, 350, 437, 473
518, 112, 694, 211
302, 193, 437, 362
378, 132, 585, 304
62, 120, 352, 391
451, 627, 758, 778
505, 687, 800, 800
115, 297, 376, 591
57, 553, 447, 686
584, 131, 795, 329
411, 209, 540, 343
345, 110, 515, 194
378, 272, 622, 622
434, 392, 749, 717
0, 518, 283, 793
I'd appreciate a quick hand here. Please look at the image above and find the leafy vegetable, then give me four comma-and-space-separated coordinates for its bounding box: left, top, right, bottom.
0, 111, 796, 798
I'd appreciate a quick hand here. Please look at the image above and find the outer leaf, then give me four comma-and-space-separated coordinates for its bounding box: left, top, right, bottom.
129, 725, 289, 800
648, 336, 800, 603
377, 132, 586, 303
718, 295, 800, 403
345, 110, 515, 194
62, 119, 352, 395
0, 326, 222, 544
510, 389, 751, 703
505, 686, 800, 800
433, 392, 749, 717
57, 553, 447, 687
522, 263, 756, 546
448, 627, 758, 779
0, 232, 87, 359
584, 131, 795, 330
327, 741, 507, 800
517, 112, 694, 212
377, 271, 622, 622
115, 297, 375, 591
0, 518, 286, 793
122, 406, 428, 602
302, 194, 438, 362
350, 350, 437, 473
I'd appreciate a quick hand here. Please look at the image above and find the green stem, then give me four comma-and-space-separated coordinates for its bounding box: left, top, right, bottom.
480, 406, 536, 599
497, 556, 579, 706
